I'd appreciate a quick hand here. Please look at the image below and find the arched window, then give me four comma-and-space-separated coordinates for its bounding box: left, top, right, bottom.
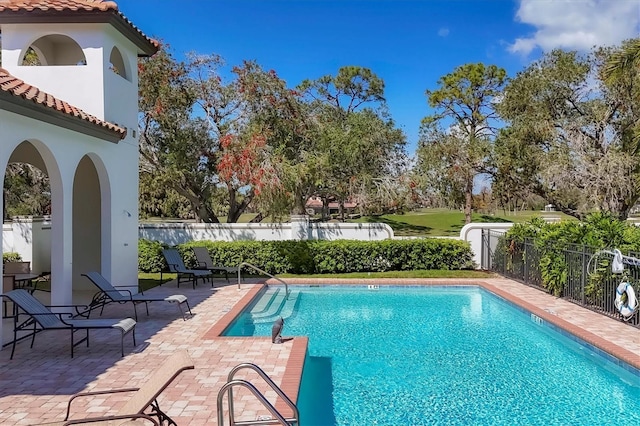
109, 46, 128, 80
21, 34, 86, 66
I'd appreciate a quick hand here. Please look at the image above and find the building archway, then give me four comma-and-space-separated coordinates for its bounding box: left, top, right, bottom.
20, 34, 87, 66
108, 46, 129, 80
3, 140, 61, 275
72, 154, 110, 292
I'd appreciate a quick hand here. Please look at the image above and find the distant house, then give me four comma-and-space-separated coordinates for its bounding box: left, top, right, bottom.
306, 196, 358, 217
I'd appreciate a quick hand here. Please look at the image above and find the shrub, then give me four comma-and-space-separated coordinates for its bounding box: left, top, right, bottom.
2, 252, 22, 263
138, 239, 168, 273
140, 238, 475, 274
502, 213, 640, 296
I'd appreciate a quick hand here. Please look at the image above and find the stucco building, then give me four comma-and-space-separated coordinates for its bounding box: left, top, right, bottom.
0, 0, 156, 340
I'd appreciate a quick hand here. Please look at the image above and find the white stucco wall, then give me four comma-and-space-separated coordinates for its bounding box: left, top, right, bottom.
2, 223, 14, 253
0, 110, 139, 298
0, 23, 140, 140
459, 223, 514, 269
138, 221, 395, 244
1, 23, 107, 119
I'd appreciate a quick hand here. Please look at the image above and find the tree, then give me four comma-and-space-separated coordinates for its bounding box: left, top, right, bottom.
138, 48, 220, 222
138, 172, 194, 219
138, 49, 276, 223
300, 66, 385, 116
604, 38, 640, 81
491, 125, 548, 214
603, 38, 640, 147
233, 61, 319, 217
300, 67, 406, 220
417, 63, 507, 224
3, 163, 50, 219
496, 46, 640, 220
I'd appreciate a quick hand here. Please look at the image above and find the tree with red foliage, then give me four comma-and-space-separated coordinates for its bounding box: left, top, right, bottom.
138, 47, 286, 222
233, 61, 321, 216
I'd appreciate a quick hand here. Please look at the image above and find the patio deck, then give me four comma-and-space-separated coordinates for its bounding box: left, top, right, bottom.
0, 277, 638, 425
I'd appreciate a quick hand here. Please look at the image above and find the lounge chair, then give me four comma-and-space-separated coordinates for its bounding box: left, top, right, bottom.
52, 351, 194, 426
192, 246, 239, 283
161, 248, 212, 289
0, 289, 136, 359
83, 272, 192, 321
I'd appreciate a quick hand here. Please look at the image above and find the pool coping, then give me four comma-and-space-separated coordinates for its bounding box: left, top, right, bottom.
203, 278, 640, 408
203, 284, 308, 413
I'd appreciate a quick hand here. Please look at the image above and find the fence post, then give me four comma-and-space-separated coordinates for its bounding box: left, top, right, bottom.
524, 238, 529, 284
481, 229, 486, 270
581, 246, 587, 305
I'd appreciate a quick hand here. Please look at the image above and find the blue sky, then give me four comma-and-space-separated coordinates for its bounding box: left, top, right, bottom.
117, 0, 640, 155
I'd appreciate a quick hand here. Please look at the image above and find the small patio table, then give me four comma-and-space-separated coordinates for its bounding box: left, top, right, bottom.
3, 273, 41, 296
2, 273, 45, 318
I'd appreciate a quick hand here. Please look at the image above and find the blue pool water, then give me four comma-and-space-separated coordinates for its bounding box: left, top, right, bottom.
224, 286, 640, 425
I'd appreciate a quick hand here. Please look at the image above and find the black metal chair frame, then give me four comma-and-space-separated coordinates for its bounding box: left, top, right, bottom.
0, 289, 136, 358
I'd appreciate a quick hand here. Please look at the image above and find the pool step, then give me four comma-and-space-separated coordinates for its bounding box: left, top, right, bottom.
249, 288, 282, 317
250, 288, 286, 317
251, 288, 300, 324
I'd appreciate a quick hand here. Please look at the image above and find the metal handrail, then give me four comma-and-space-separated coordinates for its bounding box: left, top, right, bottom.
217, 379, 290, 426
237, 262, 290, 296
226, 363, 299, 426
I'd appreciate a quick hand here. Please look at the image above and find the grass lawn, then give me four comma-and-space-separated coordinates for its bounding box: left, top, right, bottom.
138, 269, 494, 289
143, 208, 574, 237
278, 270, 495, 279
138, 272, 177, 291
351, 208, 574, 237
142, 213, 279, 224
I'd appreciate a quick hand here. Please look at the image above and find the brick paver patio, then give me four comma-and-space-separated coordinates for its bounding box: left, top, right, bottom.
0, 277, 638, 425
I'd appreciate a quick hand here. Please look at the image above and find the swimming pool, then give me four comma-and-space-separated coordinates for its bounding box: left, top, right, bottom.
224, 286, 640, 425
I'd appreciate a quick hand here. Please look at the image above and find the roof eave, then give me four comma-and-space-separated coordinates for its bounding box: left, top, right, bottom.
0, 90, 126, 143
0, 10, 158, 57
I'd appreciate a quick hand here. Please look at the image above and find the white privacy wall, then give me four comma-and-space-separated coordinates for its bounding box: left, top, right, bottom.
9, 219, 600, 274
138, 220, 395, 244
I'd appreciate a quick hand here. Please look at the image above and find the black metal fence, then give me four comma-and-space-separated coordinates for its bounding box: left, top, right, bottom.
481, 229, 639, 328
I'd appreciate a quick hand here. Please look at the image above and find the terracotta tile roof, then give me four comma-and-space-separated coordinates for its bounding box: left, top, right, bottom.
0, 0, 117, 12
0, 67, 127, 139
0, 0, 158, 55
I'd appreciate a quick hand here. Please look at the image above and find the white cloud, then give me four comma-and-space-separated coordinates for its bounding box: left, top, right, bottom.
509, 0, 640, 55
438, 27, 450, 37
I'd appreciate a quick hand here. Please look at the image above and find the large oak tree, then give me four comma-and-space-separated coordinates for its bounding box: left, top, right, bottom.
300, 67, 406, 220
496, 45, 640, 220
138, 49, 276, 222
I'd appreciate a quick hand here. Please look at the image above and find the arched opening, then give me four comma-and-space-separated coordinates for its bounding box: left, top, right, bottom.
72, 155, 102, 292
21, 34, 86, 66
4, 156, 50, 219
2, 141, 53, 298
109, 46, 128, 80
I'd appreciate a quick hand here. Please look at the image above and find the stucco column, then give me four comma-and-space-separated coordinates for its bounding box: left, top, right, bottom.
290, 215, 310, 240
50, 174, 74, 306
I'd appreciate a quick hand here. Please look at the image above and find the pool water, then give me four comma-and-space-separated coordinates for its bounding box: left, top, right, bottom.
224, 286, 640, 425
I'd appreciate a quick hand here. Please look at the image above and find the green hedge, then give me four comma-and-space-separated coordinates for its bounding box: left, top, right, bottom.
138, 238, 474, 274
138, 239, 168, 273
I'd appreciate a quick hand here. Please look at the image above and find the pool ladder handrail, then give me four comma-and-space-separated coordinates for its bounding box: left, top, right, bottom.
218, 363, 299, 426
237, 262, 290, 297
